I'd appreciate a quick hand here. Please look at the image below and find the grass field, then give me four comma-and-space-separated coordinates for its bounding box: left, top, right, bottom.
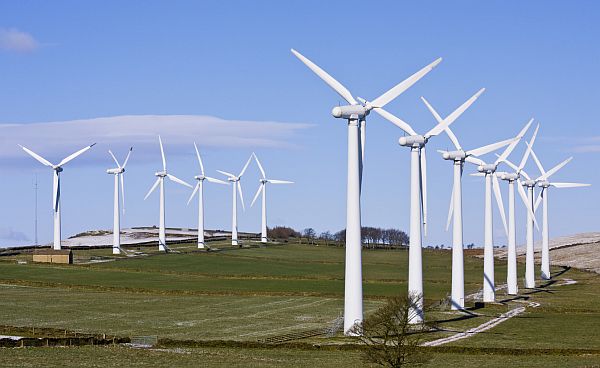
0, 241, 598, 367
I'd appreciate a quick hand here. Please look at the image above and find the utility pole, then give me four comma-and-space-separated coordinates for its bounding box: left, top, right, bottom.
34, 173, 38, 246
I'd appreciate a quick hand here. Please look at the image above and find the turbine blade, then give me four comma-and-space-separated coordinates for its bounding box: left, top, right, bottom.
290, 49, 357, 105
492, 173, 508, 236
187, 183, 200, 205
237, 181, 245, 212
424, 88, 486, 139
108, 150, 120, 167
238, 155, 253, 177
144, 178, 161, 200
206, 176, 229, 185
217, 170, 236, 178
122, 147, 133, 169
57, 143, 96, 167
53, 174, 60, 212
370, 57, 442, 108
267, 179, 294, 184
527, 142, 546, 177
467, 138, 515, 157
373, 108, 417, 135
158, 136, 167, 171
193, 142, 205, 176
465, 156, 485, 166
534, 189, 543, 212
495, 118, 533, 166
443, 126, 462, 151
167, 174, 193, 188
446, 183, 454, 232
499, 156, 520, 172
254, 153, 266, 179
250, 183, 263, 208
518, 123, 539, 170
420, 147, 428, 236
470, 172, 485, 177
550, 182, 591, 188
517, 179, 539, 230
19, 145, 54, 167
120, 173, 125, 215
539, 157, 573, 181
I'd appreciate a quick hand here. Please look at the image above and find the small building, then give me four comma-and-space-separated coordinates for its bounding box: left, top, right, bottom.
32, 249, 73, 264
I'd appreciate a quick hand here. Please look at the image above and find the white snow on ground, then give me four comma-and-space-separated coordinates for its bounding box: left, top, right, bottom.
497, 232, 600, 257
0, 335, 22, 340
423, 278, 576, 347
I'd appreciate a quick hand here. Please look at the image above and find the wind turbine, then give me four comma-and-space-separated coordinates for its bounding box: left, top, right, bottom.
187, 143, 228, 249
375, 88, 485, 323
250, 153, 293, 243
144, 136, 193, 251
20, 143, 96, 250
466, 119, 533, 302
291, 48, 441, 334
218, 155, 253, 246
422, 97, 515, 310
496, 124, 540, 295
106, 147, 132, 255
528, 148, 590, 280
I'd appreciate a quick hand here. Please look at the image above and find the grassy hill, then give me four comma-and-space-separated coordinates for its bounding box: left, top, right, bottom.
0, 241, 598, 367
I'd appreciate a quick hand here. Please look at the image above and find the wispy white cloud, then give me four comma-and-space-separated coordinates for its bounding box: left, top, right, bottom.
0, 227, 29, 242
0, 28, 38, 53
0, 114, 312, 165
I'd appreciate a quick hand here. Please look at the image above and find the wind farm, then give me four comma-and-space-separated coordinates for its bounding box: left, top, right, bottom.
0, 2, 599, 367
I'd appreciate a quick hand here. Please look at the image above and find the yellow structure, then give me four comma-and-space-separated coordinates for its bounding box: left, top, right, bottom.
32, 249, 73, 264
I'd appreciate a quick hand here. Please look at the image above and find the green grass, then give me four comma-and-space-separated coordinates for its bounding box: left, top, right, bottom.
0, 242, 598, 367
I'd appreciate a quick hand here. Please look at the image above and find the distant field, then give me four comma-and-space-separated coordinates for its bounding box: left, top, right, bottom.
0, 241, 598, 367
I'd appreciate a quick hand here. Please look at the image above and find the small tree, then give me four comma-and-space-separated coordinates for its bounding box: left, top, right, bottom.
302, 228, 316, 244
350, 294, 434, 368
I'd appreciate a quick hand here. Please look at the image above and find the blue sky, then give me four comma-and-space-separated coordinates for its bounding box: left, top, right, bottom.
0, 1, 598, 247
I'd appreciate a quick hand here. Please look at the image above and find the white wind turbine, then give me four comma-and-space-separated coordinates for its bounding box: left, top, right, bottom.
144, 136, 193, 251
467, 119, 533, 303
528, 148, 590, 280
291, 48, 441, 334
187, 143, 228, 249
423, 97, 516, 310
106, 147, 132, 255
496, 124, 539, 295
375, 88, 485, 323
20, 143, 96, 250
217, 155, 253, 246
250, 153, 293, 243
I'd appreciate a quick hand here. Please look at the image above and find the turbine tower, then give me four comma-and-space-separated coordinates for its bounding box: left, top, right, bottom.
291, 48, 441, 334
251, 153, 293, 243
217, 155, 253, 246
144, 136, 193, 251
187, 143, 228, 249
106, 147, 132, 255
466, 119, 533, 303
20, 143, 96, 250
528, 148, 589, 280
375, 88, 485, 323
496, 124, 539, 295
423, 96, 515, 310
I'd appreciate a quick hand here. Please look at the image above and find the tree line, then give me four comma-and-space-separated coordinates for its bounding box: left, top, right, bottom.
268, 226, 409, 248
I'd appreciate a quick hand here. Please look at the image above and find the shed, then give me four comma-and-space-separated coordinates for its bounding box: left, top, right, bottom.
32, 249, 73, 264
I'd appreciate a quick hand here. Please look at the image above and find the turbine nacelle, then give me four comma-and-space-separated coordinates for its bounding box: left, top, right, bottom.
194, 175, 206, 181
53, 166, 64, 173
537, 180, 551, 188
155, 171, 167, 177
398, 135, 426, 147
331, 105, 368, 120
442, 150, 466, 161
522, 179, 537, 187
477, 164, 497, 173
106, 168, 124, 174
500, 172, 519, 181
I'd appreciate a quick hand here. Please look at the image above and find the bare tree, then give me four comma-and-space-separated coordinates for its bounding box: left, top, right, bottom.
350, 293, 435, 368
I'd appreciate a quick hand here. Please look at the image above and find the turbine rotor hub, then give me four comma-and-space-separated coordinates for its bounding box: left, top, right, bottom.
443, 150, 466, 161
155, 171, 167, 177
194, 175, 205, 181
